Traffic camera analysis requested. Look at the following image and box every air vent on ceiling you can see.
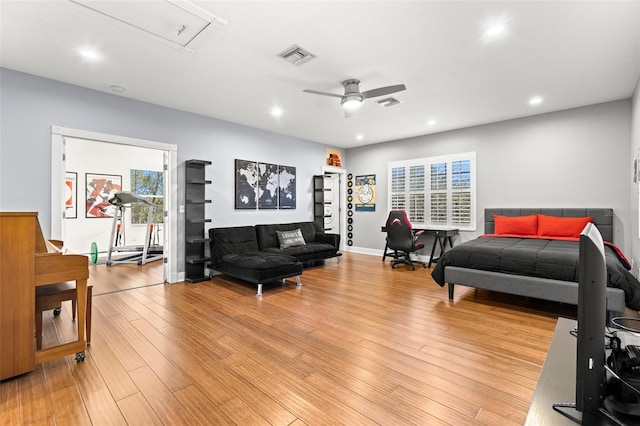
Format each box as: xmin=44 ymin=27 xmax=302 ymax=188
xmin=69 ymin=0 xmax=227 ymax=53
xmin=279 ymin=45 xmax=317 ymax=66
xmin=378 ymin=97 xmax=401 ymax=107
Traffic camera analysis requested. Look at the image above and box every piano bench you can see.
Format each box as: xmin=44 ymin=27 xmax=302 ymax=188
xmin=35 ymin=283 xmax=93 ymax=351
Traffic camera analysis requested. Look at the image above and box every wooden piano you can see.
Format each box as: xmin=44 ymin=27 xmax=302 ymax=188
xmin=0 ymin=212 xmax=89 ymax=381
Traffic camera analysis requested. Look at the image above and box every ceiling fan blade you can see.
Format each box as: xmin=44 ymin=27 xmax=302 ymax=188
xmin=361 ymin=84 xmax=406 ymax=99
xmin=303 ymin=89 xmax=344 ymax=99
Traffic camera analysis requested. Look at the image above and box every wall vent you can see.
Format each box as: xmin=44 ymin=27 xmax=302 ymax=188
xmin=378 ymin=97 xmax=401 ymax=107
xmin=279 ymin=45 xmax=317 ymax=66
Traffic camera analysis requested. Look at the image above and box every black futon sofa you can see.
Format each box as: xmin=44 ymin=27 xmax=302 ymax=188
xmin=208 ymin=221 xmax=341 ymax=295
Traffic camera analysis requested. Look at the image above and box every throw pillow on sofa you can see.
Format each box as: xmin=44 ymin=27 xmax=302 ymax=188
xmin=276 ymin=229 xmax=306 ymax=249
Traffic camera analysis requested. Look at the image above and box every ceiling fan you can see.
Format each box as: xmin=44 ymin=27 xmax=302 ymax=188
xmin=303 ymin=79 xmax=406 ymax=117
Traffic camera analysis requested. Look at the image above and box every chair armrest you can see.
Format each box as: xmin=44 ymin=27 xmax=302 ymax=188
xmin=316 ymin=233 xmax=340 ymax=248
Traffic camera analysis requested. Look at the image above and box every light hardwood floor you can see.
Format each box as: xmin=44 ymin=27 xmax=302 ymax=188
xmin=1 ymin=252 xmax=580 ymax=425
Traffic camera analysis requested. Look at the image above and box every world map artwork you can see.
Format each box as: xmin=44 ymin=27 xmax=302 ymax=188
xmin=235 ymin=159 xmax=296 ymax=209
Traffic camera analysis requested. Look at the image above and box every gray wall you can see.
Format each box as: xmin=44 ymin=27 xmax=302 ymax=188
xmin=346 ymin=100 xmax=634 ymax=258
xmin=0 ymin=68 xmax=342 ymax=272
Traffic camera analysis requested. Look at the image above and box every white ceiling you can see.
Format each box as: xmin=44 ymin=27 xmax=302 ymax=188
xmin=2 ymin=1 xmax=639 ymax=149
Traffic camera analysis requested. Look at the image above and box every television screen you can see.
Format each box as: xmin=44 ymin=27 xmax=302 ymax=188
xmin=554 ymin=222 xmax=608 ymax=423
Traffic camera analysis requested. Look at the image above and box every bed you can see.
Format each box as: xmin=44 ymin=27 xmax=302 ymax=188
xmin=431 ymin=208 xmax=640 ymax=314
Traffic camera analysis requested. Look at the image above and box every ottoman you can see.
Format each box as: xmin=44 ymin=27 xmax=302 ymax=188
xmin=213 ymin=252 xmax=303 ymax=296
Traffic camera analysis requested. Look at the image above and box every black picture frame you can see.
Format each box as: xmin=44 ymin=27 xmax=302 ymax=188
xmin=235 ymin=159 xmax=257 ymax=209
xmin=258 ymin=162 xmax=279 ymax=209
xmin=278 ymin=165 xmax=296 ymax=209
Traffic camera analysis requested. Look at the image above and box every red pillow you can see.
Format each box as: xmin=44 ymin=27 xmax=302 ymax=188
xmin=493 ymin=214 xmax=538 ymax=236
xmin=537 ymin=215 xmax=593 ymax=238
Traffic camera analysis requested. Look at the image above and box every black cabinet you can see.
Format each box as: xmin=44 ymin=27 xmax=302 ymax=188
xmin=184 ymin=160 xmax=212 ymax=283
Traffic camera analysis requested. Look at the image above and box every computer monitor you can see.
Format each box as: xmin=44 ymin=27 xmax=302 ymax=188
xmin=554 ymin=222 xmax=608 ymax=424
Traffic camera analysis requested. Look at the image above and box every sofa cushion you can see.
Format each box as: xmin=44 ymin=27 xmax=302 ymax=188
xmin=217 ymin=252 xmax=302 ymax=283
xmin=262 ymin=242 xmax=338 ymax=262
xmin=209 ymin=226 xmax=259 ymax=263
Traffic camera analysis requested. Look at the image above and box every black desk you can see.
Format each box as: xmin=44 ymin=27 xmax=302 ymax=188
xmin=380 ymin=227 xmax=458 ymax=267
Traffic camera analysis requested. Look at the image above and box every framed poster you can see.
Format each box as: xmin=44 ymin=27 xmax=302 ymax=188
xmin=85 ymin=173 xmax=122 ymax=218
xmin=258 ymin=162 xmax=279 ymax=209
xmin=278 ymin=165 xmax=296 ymax=209
xmin=355 ymin=174 xmax=376 ymax=212
xmin=235 ymin=159 xmax=257 ymax=209
xmin=65 ymin=172 xmax=77 ymax=219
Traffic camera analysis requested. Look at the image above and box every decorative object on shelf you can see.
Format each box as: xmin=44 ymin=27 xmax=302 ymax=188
xmin=65 ymin=172 xmax=77 ymax=219
xmin=355 ymin=174 xmax=376 ymax=212
xmin=184 ymin=160 xmax=212 ymax=283
xmin=85 ymin=173 xmax=122 ymax=218
xmin=326 ymin=148 xmax=342 ymax=167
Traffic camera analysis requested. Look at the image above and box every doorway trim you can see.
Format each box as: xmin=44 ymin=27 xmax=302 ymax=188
xmin=321 ymin=166 xmax=347 ymax=251
xmin=50 ymin=126 xmax=179 ymax=283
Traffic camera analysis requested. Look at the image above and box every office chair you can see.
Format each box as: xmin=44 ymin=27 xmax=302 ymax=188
xmin=385 ymin=210 xmax=427 ymax=270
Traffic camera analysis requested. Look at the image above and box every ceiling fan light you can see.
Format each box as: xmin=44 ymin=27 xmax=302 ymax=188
xmin=342 ymin=96 xmax=362 ymax=110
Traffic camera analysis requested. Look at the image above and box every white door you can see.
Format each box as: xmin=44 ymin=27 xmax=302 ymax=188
xmin=323 ymin=174 xmax=340 ymax=234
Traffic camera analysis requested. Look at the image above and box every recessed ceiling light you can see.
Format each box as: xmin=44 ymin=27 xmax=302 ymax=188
xmin=529 ymin=96 xmax=543 ymax=106
xmin=270 ymin=106 xmax=283 ymax=117
xmin=356 ymin=134 xmax=364 ymax=141
xmin=79 ymin=48 xmax=100 ymax=60
xmin=485 ymin=24 xmax=505 ymax=36
xmin=110 ymin=85 xmax=126 ymax=93
xmin=427 ymin=119 xmax=437 ymax=126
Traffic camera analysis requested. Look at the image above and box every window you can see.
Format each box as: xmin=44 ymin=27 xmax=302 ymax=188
xmin=388 ymin=152 xmax=476 ymax=230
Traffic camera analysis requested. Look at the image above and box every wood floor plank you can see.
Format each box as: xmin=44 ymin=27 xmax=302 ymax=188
xmin=17 ymin=364 xmax=53 ymax=424
xmin=3 ymin=252 xmax=594 ymax=425
xmin=0 ymin=377 xmax=21 ymax=424
xmin=173 ymin=384 xmax=236 ymax=425
xmin=68 ymin=354 xmax=128 ymax=425
xmin=117 ymin=392 xmax=163 ymax=425
xmin=127 ymin=366 xmax=198 ymax=425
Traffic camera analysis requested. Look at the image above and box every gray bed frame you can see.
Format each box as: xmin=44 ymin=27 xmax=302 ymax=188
xmin=444 ymin=208 xmax=626 ymax=313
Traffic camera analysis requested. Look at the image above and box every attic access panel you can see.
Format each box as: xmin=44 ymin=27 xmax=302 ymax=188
xmin=70 ymin=0 xmax=227 ymax=52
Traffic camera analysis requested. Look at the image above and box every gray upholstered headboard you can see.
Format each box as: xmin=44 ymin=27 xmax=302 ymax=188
xmin=484 ymin=208 xmax=613 ymax=242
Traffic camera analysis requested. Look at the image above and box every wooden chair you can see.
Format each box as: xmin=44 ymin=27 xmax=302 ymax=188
xmin=35 ymin=283 xmax=93 ymax=351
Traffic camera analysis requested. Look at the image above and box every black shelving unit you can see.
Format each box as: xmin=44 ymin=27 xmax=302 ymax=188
xmin=184 ymin=160 xmax=212 ymax=283
xmin=313 ymin=175 xmax=333 ymax=231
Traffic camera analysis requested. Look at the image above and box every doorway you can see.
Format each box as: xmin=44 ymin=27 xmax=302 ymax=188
xmin=321 ymin=167 xmax=347 ymax=250
xmin=50 ymin=126 xmax=179 ymax=285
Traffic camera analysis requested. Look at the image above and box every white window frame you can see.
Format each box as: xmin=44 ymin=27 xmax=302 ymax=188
xmin=388 ymin=152 xmax=476 ymax=231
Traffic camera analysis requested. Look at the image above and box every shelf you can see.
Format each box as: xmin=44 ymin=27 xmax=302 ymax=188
xmin=186 ymin=218 xmax=212 ymax=224
xmin=186 ymin=256 xmax=211 ymax=265
xmin=186 ymin=160 xmax=212 ymax=166
xmin=186 ymin=237 xmax=210 ymax=244
xmin=185 ymin=159 xmax=212 ymax=283
xmin=186 ymin=276 xmax=211 ymax=284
